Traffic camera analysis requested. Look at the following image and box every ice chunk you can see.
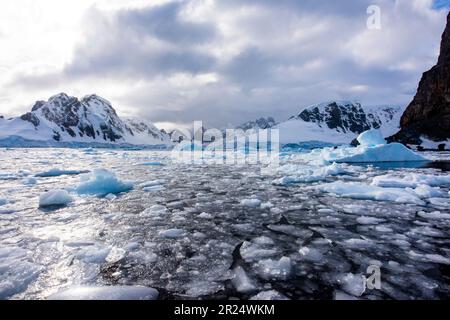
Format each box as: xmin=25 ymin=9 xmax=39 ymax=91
xmin=408 ymin=185 xmax=442 ymax=198
xmin=418 ymin=211 xmax=450 ymax=220
xmin=240 ymin=241 xmax=278 ymax=262
xmin=198 ymin=212 xmax=212 ymax=219
xmin=274 ymin=162 xmax=350 ymax=185
xmin=141 ymin=205 xmax=168 ymax=216
xmin=409 ymin=251 xmax=450 ymax=265
xmin=185 ymin=281 xmax=223 ymax=297
xmin=257 ymin=257 xmax=292 ymax=280
xmin=35 ymin=168 xmax=88 ymax=177
xmin=75 ymin=246 xmax=111 ymax=264
xmin=159 ymin=229 xmax=186 ymax=238
xmin=250 ymin=290 xmax=289 ymax=300
xmin=22 ymin=177 xmax=37 ymax=185
xmin=357 ymin=129 xmax=386 ymax=147
xmin=231 ymin=266 xmax=257 ymax=293
xmin=0 ymin=247 xmax=41 ymax=299
xmin=0 ymin=198 xmax=6 ymax=206
xmin=104 ymin=193 xmax=117 ymax=201
xmin=39 ymin=190 xmax=73 ymax=207
xmin=240 ymin=199 xmax=261 ymax=208
xmin=137 ymin=180 xmax=164 ymax=188
xmin=299 ymin=246 xmax=324 ymax=263
xmin=142 ymin=185 xmax=165 ymax=192
xmin=372 ymin=173 xmax=450 ymax=188
xmin=313 ymin=181 xmax=425 ymax=205
xmin=48 ymin=286 xmax=159 ymax=300
xmin=339 ymin=273 xmax=366 ymax=297
xmin=76 ymin=169 xmax=133 ymax=196
xmin=428 ymin=198 xmax=450 ymax=208
xmin=356 ymin=216 xmax=384 ymax=225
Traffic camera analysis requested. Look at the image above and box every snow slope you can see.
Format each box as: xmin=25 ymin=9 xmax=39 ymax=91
xmin=275 ymin=101 xmax=405 ymax=145
xmin=0 ymin=93 xmax=171 ymax=147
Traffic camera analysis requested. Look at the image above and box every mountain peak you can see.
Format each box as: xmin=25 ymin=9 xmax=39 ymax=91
xmin=0 ymin=93 xmax=170 ymax=146
xmin=391 ymin=12 xmax=450 ymax=144
xmin=237 ymin=116 xmax=277 ymax=131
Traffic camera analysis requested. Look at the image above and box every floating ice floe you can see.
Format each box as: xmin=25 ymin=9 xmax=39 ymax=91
xmin=158 ymin=229 xmax=186 ymax=238
xmin=313 ymin=181 xmax=426 ymax=205
xmin=137 ymin=180 xmax=165 ymax=188
xmin=75 ymin=245 xmax=111 ymax=264
xmin=76 ymin=169 xmax=133 ymax=196
xmin=231 ymin=266 xmax=257 ymax=293
xmin=338 ymin=273 xmax=366 ymax=297
xmin=35 ymin=168 xmax=89 ymax=177
xmin=372 ymin=173 xmax=450 ymax=188
xmin=0 ymin=247 xmax=41 ymax=299
xmin=137 ymin=180 xmax=165 ymax=192
xmin=39 ymin=190 xmax=73 ymax=207
xmin=48 ymin=286 xmax=159 ymax=300
xmin=240 ymin=240 xmax=278 ymax=263
xmin=250 ymin=290 xmax=289 ymax=300
xmin=299 ymin=246 xmax=325 ymax=263
xmin=418 ymin=211 xmax=450 ymax=220
xmin=22 ymin=177 xmax=37 ymax=185
xmin=256 ymin=257 xmax=292 ymax=280
xmin=240 ymin=198 xmax=261 ymax=208
xmin=0 ymin=198 xmax=6 ymax=206
xmin=273 ymin=162 xmax=351 ymax=185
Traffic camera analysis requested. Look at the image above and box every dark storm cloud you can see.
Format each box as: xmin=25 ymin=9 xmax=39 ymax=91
xmin=117 ymin=2 xmax=216 ymax=45
xmin=64 ymin=2 xmax=217 ymax=78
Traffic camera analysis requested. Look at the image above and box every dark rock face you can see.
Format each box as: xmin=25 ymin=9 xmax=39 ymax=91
xmin=296 ymin=102 xmax=382 ymax=135
xmin=237 ymin=117 xmax=277 ymax=131
xmin=390 ymin=13 xmax=450 ymax=144
xmin=20 ymin=112 xmax=40 ymax=127
xmin=9 ymin=93 xmax=170 ymax=144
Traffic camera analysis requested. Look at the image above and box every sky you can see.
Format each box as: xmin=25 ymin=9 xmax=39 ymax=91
xmin=0 ymin=0 xmax=449 ymax=130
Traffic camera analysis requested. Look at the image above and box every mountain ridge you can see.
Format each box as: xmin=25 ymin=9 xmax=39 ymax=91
xmin=0 ymin=93 xmax=171 ymax=146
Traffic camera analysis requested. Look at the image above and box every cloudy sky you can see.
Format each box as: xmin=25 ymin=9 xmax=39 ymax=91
xmin=0 ymin=0 xmax=448 ymax=130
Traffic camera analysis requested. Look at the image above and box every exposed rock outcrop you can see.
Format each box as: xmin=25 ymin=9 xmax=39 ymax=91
xmin=390 ymin=13 xmax=450 ymax=145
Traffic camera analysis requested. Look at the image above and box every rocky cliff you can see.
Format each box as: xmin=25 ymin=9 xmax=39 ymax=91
xmin=390 ymin=13 xmax=450 ymax=146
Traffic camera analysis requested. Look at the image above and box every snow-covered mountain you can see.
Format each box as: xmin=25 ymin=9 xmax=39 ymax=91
xmin=237 ymin=117 xmax=277 ymax=131
xmin=0 ymin=93 xmax=171 ymax=146
xmin=275 ymin=101 xmax=405 ymax=145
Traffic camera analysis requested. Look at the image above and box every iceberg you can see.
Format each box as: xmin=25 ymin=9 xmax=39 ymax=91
xmin=357 ymin=129 xmax=386 ymax=147
xmin=336 ymin=143 xmax=427 ymax=163
xmin=39 ymin=190 xmax=73 ymax=207
xmin=313 ymin=129 xmax=428 ymax=163
xmin=76 ymin=169 xmax=133 ymax=196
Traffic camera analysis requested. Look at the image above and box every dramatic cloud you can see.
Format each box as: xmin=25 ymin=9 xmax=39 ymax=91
xmin=0 ymin=0 xmax=448 ymax=129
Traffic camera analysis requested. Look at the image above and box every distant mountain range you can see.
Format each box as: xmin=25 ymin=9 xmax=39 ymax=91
xmin=0 ymin=94 xmax=407 ymax=147
xmin=0 ymin=93 xmax=171 ymax=147
xmin=237 ymin=101 xmax=405 ymax=145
